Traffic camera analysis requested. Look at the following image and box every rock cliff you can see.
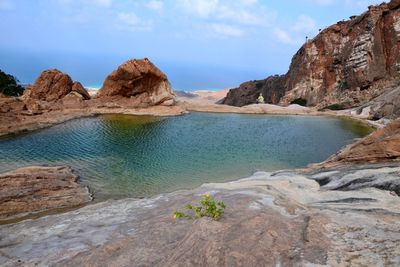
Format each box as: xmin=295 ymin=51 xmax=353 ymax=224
xmin=96 ymin=58 xmax=175 ymax=107
xmin=223 ymin=0 xmax=400 ymax=115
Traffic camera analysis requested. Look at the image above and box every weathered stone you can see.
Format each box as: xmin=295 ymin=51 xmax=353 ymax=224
xmin=22 ymin=69 xmax=90 ymax=104
xmin=322 ymin=119 xmax=400 ymax=166
xmin=224 ymin=0 xmax=400 ymax=115
xmin=0 ymin=165 xmax=399 ymax=266
xmin=97 ymin=58 xmax=175 ymax=107
xmin=0 ymin=166 xmax=92 ymax=221
xmin=72 ymin=81 xmax=90 ymax=100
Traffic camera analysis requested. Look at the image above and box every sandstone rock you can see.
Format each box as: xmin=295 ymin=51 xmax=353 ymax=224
xmin=25 ymin=69 xmax=73 ymax=102
xmin=72 ymin=82 xmax=90 ymax=100
xmin=0 ymin=166 xmax=92 ymax=221
xmin=224 ymin=0 xmax=400 ymax=115
xmin=62 ymin=91 xmax=88 ymax=109
xmin=0 ymin=97 xmax=25 ymax=113
xmin=23 ymin=69 xmax=90 ymax=104
xmin=97 ymin=58 xmax=175 ymax=107
xmin=322 ymin=119 xmax=400 ymax=166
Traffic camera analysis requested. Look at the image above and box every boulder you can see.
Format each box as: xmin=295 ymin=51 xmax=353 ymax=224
xmin=23 ymin=69 xmax=90 ymax=103
xmin=96 ymin=58 xmax=175 ymax=107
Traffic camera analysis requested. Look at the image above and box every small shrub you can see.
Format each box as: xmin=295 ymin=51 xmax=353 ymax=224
xmin=324 ymin=103 xmax=346 ymax=110
xmin=337 ymin=80 xmax=349 ymax=91
xmin=290 ymin=98 xmax=307 ymax=106
xmin=173 ymin=194 xmax=226 ymax=221
xmin=0 ymin=70 xmax=25 ymax=97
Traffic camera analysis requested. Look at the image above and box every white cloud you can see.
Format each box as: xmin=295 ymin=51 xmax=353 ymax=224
xmin=209 ymin=23 xmax=244 ymax=38
xmin=93 ymin=0 xmax=112 ymax=8
xmin=145 ymin=0 xmax=164 ymax=11
xmin=0 ymin=0 xmax=14 ymax=10
xmin=293 ymin=15 xmax=317 ymax=33
xmin=178 ymin=0 xmax=219 ymax=17
xmin=177 ymin=0 xmax=275 ymax=26
xmin=117 ymin=12 xmax=153 ymax=31
xmin=273 ymin=28 xmax=303 ymax=45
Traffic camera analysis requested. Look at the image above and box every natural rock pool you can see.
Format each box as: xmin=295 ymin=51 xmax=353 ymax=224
xmin=0 ymin=113 xmax=372 ymax=199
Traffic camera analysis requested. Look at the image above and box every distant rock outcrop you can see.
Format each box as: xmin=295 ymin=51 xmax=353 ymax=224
xmin=96 ymin=58 xmax=175 ymax=107
xmin=221 ymin=75 xmax=286 ymax=107
xmin=224 ymin=0 xmax=400 ymax=117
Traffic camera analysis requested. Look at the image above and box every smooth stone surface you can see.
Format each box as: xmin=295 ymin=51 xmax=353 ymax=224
xmin=0 ymin=164 xmax=399 ymax=266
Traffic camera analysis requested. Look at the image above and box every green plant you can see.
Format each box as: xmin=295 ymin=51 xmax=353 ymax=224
xmin=0 ymin=70 xmax=25 ymax=97
xmin=290 ymin=98 xmax=307 ymax=106
xmin=324 ymin=103 xmax=346 ymax=110
xmin=173 ymin=194 xmax=226 ymax=221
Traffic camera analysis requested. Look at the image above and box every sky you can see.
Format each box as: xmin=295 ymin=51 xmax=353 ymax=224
xmin=0 ymin=0 xmax=384 ymax=90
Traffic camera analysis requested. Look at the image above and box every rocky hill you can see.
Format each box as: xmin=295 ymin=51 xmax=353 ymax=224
xmin=222 ymin=0 xmax=400 ymax=117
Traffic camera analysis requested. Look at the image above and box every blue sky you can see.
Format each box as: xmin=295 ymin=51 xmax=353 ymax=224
xmin=0 ymin=0 xmax=383 ymax=90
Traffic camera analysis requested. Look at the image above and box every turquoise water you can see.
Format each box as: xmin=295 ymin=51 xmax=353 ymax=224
xmin=0 ymin=113 xmax=371 ymax=199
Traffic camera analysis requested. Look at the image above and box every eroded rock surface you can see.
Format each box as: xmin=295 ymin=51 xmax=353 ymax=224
xmin=224 ymin=0 xmax=400 ymax=116
xmin=322 ymin=119 xmax=400 ymax=166
xmin=96 ymin=58 xmax=175 ymax=107
xmin=0 ymin=166 xmax=92 ymax=222
xmin=0 ymin=165 xmax=399 ymax=266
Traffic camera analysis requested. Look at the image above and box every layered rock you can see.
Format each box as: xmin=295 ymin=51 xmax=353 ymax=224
xmin=321 ymin=119 xmax=400 ymax=167
xmin=0 ymin=166 xmax=92 ymax=221
xmin=224 ymin=0 xmax=400 ymax=114
xmin=96 ymin=58 xmax=175 ymax=107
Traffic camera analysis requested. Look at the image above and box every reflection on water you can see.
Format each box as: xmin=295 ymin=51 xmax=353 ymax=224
xmin=0 ymin=113 xmax=370 ymax=200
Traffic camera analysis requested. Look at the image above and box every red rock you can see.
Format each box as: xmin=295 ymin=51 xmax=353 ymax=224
xmin=224 ymin=0 xmax=400 ymax=115
xmin=72 ymin=82 xmax=90 ymax=100
xmin=97 ymin=58 xmax=174 ymax=107
xmin=323 ymin=119 xmax=400 ymax=166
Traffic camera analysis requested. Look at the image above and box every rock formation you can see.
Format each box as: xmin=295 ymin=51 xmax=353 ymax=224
xmin=96 ymin=58 xmax=175 ymax=107
xmin=223 ymin=0 xmax=400 ymax=116
xmin=221 ymin=75 xmax=286 ymax=107
xmin=322 ymin=119 xmax=400 ymax=167
xmin=22 ymin=69 xmax=90 ymax=112
xmin=0 ymin=166 xmax=92 ymax=221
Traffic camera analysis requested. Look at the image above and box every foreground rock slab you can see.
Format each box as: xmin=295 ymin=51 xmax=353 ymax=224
xmin=0 ymin=166 xmax=92 ymax=222
xmin=0 ymin=164 xmax=399 ymax=266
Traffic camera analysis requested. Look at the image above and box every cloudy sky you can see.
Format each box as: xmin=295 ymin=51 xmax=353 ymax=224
xmin=0 ymin=0 xmax=383 ymax=90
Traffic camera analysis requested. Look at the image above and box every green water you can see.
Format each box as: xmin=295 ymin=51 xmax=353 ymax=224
xmin=0 ymin=113 xmax=372 ymax=199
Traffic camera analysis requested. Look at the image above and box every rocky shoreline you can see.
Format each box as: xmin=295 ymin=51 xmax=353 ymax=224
xmin=0 ymin=163 xmax=399 ymax=266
